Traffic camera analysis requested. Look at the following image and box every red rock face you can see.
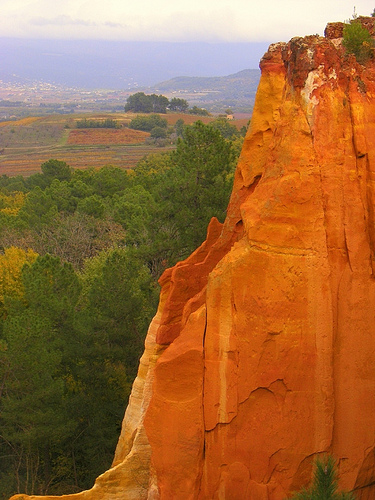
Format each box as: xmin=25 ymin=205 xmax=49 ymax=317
xmin=10 ymin=27 xmax=375 ymax=500
xmin=144 ymin=33 xmax=375 ymax=499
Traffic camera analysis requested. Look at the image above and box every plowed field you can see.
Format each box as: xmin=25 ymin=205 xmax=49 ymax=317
xmin=0 ymin=113 xmax=170 ymax=176
xmin=0 ymin=144 xmax=175 ymax=176
xmin=0 ymin=112 xmax=248 ymax=177
xmin=67 ymin=128 xmax=150 ymax=145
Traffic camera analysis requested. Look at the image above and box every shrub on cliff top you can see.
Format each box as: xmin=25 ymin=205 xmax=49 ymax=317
xmin=342 ymin=20 xmax=374 ymax=63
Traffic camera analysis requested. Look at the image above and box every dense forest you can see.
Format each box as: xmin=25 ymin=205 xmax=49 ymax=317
xmin=0 ymin=120 xmax=244 ymax=498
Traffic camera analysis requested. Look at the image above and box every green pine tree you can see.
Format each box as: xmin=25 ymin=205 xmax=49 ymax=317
xmin=342 ymin=20 xmax=374 ymax=64
xmin=289 ymin=455 xmax=356 ymax=499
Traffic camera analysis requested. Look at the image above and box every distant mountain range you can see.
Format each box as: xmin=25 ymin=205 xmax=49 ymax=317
xmin=1 ymin=38 xmax=270 ymax=89
xmin=146 ymin=69 xmax=260 ymax=112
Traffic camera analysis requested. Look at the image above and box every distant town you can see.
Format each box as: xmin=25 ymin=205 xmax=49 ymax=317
xmin=0 ymin=66 xmax=260 ymax=121
xmin=0 ymin=79 xmax=135 ymax=119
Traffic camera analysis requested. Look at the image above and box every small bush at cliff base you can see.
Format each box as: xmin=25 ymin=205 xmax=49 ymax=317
xmin=342 ymin=21 xmax=374 ymax=63
xmin=289 ymin=455 xmax=356 ymax=499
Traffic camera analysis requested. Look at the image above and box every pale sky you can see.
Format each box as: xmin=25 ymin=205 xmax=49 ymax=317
xmin=1 ymin=0 xmax=374 ymax=42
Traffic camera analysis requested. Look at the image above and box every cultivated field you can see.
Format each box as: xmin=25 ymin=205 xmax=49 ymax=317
xmin=0 ymin=112 xmax=248 ymax=177
xmin=67 ymin=128 xmax=150 ymax=145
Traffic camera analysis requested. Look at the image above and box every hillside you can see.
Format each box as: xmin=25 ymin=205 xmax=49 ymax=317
xmin=0 ymin=69 xmax=260 ymax=118
xmin=146 ymin=69 xmax=260 ymax=112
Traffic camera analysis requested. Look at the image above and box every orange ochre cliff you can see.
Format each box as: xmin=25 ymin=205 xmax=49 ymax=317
xmin=11 ymin=19 xmax=375 ymax=500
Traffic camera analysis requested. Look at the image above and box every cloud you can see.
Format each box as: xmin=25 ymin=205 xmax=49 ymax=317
xmin=1 ymin=0 xmax=373 ymax=41
xmin=104 ymin=21 xmax=123 ymax=28
xmin=31 ymin=15 xmax=96 ymax=27
xmin=29 ymin=14 xmax=125 ymax=32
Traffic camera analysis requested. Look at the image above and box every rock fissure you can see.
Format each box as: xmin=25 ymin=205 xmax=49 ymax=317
xmin=264 ymin=448 xmax=288 ymax=484
xmin=343 ymin=220 xmax=354 ymax=273
xmin=247 ymin=239 xmax=319 ymax=256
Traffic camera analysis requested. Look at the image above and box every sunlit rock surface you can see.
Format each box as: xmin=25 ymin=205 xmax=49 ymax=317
xmin=11 ymin=18 xmax=375 ymax=500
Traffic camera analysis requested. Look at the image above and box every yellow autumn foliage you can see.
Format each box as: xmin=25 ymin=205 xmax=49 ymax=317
xmin=0 ymin=191 xmax=26 ymax=216
xmin=0 ymin=247 xmax=38 ymax=303
xmin=0 ymin=116 xmax=41 ymax=128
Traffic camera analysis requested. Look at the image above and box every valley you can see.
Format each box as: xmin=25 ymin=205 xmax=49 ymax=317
xmin=0 ymin=112 xmax=248 ymax=176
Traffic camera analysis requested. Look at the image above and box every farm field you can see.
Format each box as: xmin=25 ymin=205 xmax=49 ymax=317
xmin=67 ymin=128 xmax=150 ymax=145
xmin=0 ymin=144 xmax=179 ymax=176
xmin=0 ymin=112 xmax=248 ymax=177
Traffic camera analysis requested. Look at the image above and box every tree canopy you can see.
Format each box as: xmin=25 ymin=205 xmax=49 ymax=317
xmin=128 ymin=114 xmax=168 ymax=132
xmin=124 ymin=92 xmax=170 ymax=113
xmin=124 ymin=92 xmax=189 ymax=114
xmin=168 ymin=97 xmax=189 ymax=112
xmin=0 ymin=118 xmax=243 ymax=497
xmin=342 ymin=15 xmax=374 ymax=63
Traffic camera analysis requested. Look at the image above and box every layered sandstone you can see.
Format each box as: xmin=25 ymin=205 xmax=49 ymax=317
xmin=11 ymin=20 xmax=375 ymax=500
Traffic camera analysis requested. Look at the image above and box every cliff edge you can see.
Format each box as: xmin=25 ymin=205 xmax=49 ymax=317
xmin=11 ymin=18 xmax=375 ymax=500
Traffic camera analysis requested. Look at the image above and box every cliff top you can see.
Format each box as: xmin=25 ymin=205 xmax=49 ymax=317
xmin=325 ymin=16 xmax=375 ymax=39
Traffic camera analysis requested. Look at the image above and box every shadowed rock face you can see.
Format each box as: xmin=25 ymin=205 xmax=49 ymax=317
xmin=10 ymin=19 xmax=375 ymax=500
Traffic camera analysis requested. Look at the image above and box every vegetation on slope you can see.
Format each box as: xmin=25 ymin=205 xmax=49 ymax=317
xmin=0 ymin=120 xmax=242 ymax=498
xmin=343 ymin=19 xmax=374 ymax=63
